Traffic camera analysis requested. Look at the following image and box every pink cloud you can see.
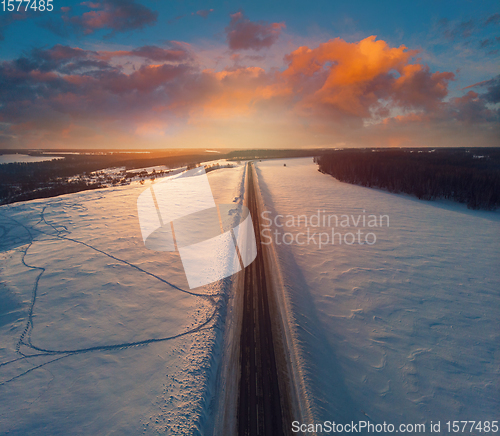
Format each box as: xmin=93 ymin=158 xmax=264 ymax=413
xmin=225 ymin=11 xmax=285 ymax=51
xmin=61 ymin=0 xmax=157 ymax=36
xmin=0 ymin=36 xmax=497 ymax=149
xmin=279 ymin=36 xmax=454 ymax=118
xmin=195 ymin=9 xmax=214 ymax=18
xmin=97 ymin=44 xmax=190 ymax=62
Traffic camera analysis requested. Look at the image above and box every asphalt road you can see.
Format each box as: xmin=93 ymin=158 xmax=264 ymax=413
xmin=237 ymin=162 xmax=291 ymax=436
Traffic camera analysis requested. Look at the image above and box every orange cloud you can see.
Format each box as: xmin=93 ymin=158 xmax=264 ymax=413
xmin=135 ymin=119 xmax=167 ymax=137
xmin=193 ymin=67 xmax=270 ymax=118
xmin=1 ymin=35 xmax=496 ymax=150
xmin=283 ymin=36 xmax=414 ymax=80
xmin=280 ymin=36 xmax=422 ymax=117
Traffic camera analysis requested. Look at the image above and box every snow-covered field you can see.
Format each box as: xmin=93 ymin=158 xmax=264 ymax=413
xmin=255 ymin=158 xmax=500 ymax=431
xmin=0 ymin=164 xmax=246 ymax=435
xmin=2 ymin=157 xmax=498 ymax=435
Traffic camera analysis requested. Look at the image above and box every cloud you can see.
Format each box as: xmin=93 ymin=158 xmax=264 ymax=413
xmin=437 ymin=16 xmax=499 ymax=54
xmin=392 ymin=64 xmax=454 ymax=111
xmin=448 ymin=91 xmax=498 ymax=123
xmin=439 ymin=18 xmax=475 ymax=40
xmin=479 ymin=38 xmax=494 ymax=48
xmin=485 ymin=13 xmax=500 ymax=26
xmin=195 ymin=9 xmax=214 ymax=19
xmin=0 ymin=44 xmax=191 ymax=127
xmin=0 ymin=10 xmax=30 ymax=40
xmin=11 ymin=45 xmax=113 ymax=77
xmin=225 ymin=11 xmax=285 ymax=51
xmin=0 ymin=37 xmax=498 ymax=149
xmin=477 ymin=36 xmax=500 ymax=54
xmin=278 ymin=36 xmax=454 ymax=118
xmin=168 ymin=9 xmax=214 ymax=24
xmin=128 ymin=45 xmax=190 ymax=62
xmin=465 ymin=75 xmax=500 ymax=104
xmin=191 ymin=67 xmax=275 ymax=118
xmin=97 ymin=43 xmax=191 ymax=62
xmin=102 ymin=63 xmax=191 ymax=94
xmin=45 ymin=0 xmax=158 ymax=37
xmin=167 ymin=14 xmax=185 ymax=24
xmin=483 ymin=75 xmax=500 ymax=103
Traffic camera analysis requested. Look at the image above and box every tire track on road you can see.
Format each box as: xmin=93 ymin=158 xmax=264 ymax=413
xmin=237 ymin=163 xmax=292 ymax=436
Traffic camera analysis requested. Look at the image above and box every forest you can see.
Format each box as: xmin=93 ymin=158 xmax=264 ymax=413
xmin=0 ymin=151 xmax=211 ymax=205
xmin=315 ymin=148 xmax=500 ymax=210
xmin=0 ymin=148 xmax=320 ymax=205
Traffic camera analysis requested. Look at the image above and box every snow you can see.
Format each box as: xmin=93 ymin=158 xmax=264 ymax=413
xmin=124 ymin=165 xmax=173 ymax=174
xmin=3 ymin=156 xmax=497 ymax=433
xmin=255 ymin=158 xmax=500 ymax=428
xmin=0 ymin=164 xmax=246 ymax=435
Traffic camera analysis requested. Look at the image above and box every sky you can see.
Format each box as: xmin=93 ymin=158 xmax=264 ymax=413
xmin=0 ymin=0 xmax=499 ymax=149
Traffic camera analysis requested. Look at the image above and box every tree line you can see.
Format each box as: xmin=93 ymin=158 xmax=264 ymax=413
xmin=0 ymin=153 xmax=207 ymax=205
xmin=0 ymin=148 xmax=323 ymax=206
xmin=315 ymin=148 xmax=500 ymax=210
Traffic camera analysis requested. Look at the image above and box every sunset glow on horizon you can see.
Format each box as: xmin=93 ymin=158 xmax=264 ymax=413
xmin=0 ymin=0 xmax=498 ymax=149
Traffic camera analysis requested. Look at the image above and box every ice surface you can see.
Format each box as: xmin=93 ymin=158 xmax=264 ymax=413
xmin=0 ymin=163 xmax=246 ymax=435
xmin=255 ymin=158 xmax=500 ymax=428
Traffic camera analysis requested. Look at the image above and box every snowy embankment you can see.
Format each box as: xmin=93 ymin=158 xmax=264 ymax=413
xmin=0 ymin=164 xmax=246 ymax=435
xmin=255 ymin=158 xmax=499 ymax=431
